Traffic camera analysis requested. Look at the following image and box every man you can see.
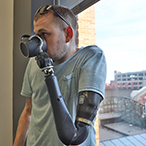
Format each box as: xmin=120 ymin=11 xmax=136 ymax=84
xmin=13 ymin=5 xmax=106 ymax=146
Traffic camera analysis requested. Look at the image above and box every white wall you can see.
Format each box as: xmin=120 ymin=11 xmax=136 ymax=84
xmin=0 ymin=0 xmax=13 ymax=145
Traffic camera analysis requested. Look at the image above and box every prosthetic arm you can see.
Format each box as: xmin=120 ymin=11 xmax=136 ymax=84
xmin=20 ymin=35 xmax=103 ymax=145
xmin=35 ymin=52 xmax=102 ymax=145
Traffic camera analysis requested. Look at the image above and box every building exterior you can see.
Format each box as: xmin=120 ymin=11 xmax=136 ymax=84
xmin=78 ymin=4 xmax=100 ymax=145
xmin=114 ymin=70 xmax=146 ymax=89
xmin=105 ymin=70 xmax=146 ymax=98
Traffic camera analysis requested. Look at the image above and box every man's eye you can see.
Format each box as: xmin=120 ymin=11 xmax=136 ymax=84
xmin=41 ymin=33 xmax=51 ymax=38
xmin=41 ymin=32 xmax=47 ymax=36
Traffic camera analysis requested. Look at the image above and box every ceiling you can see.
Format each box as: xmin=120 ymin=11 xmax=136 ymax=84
xmin=56 ymin=0 xmax=100 ymax=15
xmin=31 ymin=0 xmax=100 ymax=33
xmin=59 ymin=0 xmax=84 ymax=9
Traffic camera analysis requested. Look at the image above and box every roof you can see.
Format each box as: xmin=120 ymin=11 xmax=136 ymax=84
xmin=100 ymin=133 xmax=146 ymax=146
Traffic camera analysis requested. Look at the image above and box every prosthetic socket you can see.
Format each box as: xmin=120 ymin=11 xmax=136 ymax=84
xmin=20 ymin=35 xmax=103 ymax=145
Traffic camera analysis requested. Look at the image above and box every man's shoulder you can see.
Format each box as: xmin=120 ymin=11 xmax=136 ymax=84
xmin=83 ymin=45 xmax=103 ymax=53
xmin=79 ymin=45 xmax=104 ymax=58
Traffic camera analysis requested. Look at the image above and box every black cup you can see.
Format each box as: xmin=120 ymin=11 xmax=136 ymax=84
xmin=20 ymin=35 xmax=47 ymax=58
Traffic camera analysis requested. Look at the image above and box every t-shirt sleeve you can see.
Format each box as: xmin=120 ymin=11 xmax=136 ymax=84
xmin=78 ymin=46 xmax=107 ymax=98
xmin=20 ymin=59 xmax=33 ymax=98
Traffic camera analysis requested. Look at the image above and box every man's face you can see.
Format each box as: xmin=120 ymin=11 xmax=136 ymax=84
xmin=33 ymin=12 xmax=68 ymax=63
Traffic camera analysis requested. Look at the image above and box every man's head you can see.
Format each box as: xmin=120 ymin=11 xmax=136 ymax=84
xmin=34 ymin=5 xmax=77 ymax=31
xmin=33 ymin=5 xmax=79 ymax=63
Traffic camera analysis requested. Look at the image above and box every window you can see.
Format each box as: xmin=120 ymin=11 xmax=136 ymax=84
xmin=127 ymin=78 xmax=131 ymax=81
xmin=122 ymin=74 xmax=126 ymax=77
xmin=139 ymin=73 xmax=143 ymax=76
xmin=96 ymin=0 xmax=146 ymax=144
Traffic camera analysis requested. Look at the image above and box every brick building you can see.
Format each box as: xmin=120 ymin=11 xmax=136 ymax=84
xmin=78 ymin=4 xmax=100 ymax=146
xmin=106 ymin=70 xmax=146 ymax=90
xmin=78 ymin=5 xmax=96 ymax=47
xmin=115 ymin=70 xmax=146 ymax=89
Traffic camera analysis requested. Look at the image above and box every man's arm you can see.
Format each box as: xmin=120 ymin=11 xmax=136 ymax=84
xmin=13 ymin=97 xmax=32 ymax=146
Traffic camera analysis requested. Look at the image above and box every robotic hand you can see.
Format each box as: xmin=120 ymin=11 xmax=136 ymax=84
xmin=20 ymin=35 xmax=103 ymax=145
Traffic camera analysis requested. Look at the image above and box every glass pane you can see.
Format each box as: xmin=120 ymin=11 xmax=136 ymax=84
xmin=95 ymin=0 xmax=146 ymax=144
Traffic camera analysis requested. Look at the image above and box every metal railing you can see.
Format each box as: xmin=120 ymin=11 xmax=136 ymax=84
xmin=99 ymin=96 xmax=146 ymax=129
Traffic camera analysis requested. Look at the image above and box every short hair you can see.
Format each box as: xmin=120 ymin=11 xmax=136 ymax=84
xmin=34 ymin=5 xmax=79 ymax=46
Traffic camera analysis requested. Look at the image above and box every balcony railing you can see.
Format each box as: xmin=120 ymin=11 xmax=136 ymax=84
xmin=99 ymin=96 xmax=146 ymax=129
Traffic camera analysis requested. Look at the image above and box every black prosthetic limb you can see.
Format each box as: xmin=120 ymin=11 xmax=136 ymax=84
xmin=45 ymin=74 xmax=77 ymax=145
xmin=35 ymin=52 xmax=89 ymax=145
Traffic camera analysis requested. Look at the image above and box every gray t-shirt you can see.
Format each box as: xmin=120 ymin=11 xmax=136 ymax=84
xmin=21 ymin=45 xmax=107 ymax=146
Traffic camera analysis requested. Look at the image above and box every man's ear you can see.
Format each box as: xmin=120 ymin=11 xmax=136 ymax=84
xmin=64 ymin=26 xmax=73 ymax=43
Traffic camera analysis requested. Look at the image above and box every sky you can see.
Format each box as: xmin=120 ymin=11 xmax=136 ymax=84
xmin=95 ymin=0 xmax=146 ymax=83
